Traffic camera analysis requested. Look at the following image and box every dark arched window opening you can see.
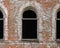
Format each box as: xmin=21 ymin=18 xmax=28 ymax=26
xmin=23 ymin=10 xmax=36 ymax=18
xmin=0 ymin=10 xmax=4 ymax=39
xmin=22 ymin=10 xmax=37 ymax=40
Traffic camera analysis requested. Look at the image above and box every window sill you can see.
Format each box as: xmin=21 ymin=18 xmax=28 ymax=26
xmin=21 ymin=39 xmax=39 ymax=42
xmin=56 ymin=39 xmax=60 ymax=43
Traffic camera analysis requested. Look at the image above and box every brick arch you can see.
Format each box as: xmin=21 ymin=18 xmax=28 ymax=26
xmin=22 ymin=6 xmax=37 ymax=17
xmin=0 ymin=3 xmax=8 ymax=40
xmin=52 ymin=4 xmax=60 ymax=41
xmin=0 ymin=3 xmax=8 ymax=17
xmin=19 ymin=1 xmax=44 ymax=19
xmin=17 ymin=1 xmax=44 ymax=41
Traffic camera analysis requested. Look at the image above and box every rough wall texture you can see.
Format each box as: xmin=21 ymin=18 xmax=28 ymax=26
xmin=0 ymin=0 xmax=60 ymax=48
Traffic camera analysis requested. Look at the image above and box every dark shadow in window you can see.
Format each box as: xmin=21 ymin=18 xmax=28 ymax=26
xmin=22 ymin=20 xmax=37 ymax=39
xmin=22 ymin=10 xmax=37 ymax=39
xmin=23 ymin=10 xmax=36 ymax=18
xmin=56 ymin=11 xmax=60 ymax=39
xmin=0 ymin=10 xmax=3 ymax=18
xmin=0 ymin=10 xmax=3 ymax=39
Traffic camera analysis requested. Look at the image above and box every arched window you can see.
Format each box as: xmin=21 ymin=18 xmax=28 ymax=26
xmin=22 ymin=10 xmax=37 ymax=40
xmin=56 ymin=10 xmax=60 ymax=39
xmin=0 ymin=10 xmax=4 ymax=39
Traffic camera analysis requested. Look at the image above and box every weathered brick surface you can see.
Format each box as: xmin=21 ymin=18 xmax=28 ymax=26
xmin=37 ymin=0 xmax=59 ymax=9
xmin=0 ymin=0 xmax=59 ymax=48
xmin=38 ymin=44 xmax=47 ymax=48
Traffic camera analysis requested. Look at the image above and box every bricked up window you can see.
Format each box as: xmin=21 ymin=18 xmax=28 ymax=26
xmin=0 ymin=10 xmax=3 ymax=39
xmin=22 ymin=10 xmax=37 ymax=40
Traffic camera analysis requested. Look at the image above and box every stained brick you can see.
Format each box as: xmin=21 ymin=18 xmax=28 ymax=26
xmin=18 ymin=44 xmax=25 ymax=48
xmin=0 ymin=0 xmax=59 ymax=48
xmin=38 ymin=44 xmax=47 ymax=48
xmin=8 ymin=36 xmax=18 ymax=41
xmin=4 ymin=0 xmax=10 ymax=9
xmin=50 ymin=45 xmax=56 ymax=48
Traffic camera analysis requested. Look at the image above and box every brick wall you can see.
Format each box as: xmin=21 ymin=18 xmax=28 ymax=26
xmin=0 ymin=0 xmax=60 ymax=48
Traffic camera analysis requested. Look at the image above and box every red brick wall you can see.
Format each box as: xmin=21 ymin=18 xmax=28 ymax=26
xmin=1 ymin=0 xmax=59 ymax=48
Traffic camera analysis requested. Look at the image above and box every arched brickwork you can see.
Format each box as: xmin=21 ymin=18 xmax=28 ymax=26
xmin=0 ymin=3 xmax=8 ymax=41
xmin=17 ymin=1 xmax=44 ymax=41
xmin=52 ymin=4 xmax=60 ymax=41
